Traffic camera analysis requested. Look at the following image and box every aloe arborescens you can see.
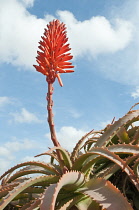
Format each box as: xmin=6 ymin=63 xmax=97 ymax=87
xmin=34 ymin=19 xmax=74 ymax=169
xmin=0 ymin=20 xmax=139 ymax=210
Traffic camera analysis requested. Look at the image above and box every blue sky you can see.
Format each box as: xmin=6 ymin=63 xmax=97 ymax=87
xmin=0 ymin=0 xmax=139 ymax=174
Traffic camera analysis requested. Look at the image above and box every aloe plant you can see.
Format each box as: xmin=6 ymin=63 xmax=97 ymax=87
xmin=0 ymin=20 xmax=139 ymax=210
xmin=0 ymin=109 xmax=139 ymax=209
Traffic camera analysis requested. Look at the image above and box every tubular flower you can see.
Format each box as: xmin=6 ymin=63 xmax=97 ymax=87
xmin=33 ymin=19 xmax=74 ymax=86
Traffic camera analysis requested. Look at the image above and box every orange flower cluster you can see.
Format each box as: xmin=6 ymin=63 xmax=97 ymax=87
xmin=33 ymin=19 xmax=74 ymax=86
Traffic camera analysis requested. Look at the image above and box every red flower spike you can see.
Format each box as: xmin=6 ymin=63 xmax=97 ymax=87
xmin=33 ymin=19 xmax=74 ymax=86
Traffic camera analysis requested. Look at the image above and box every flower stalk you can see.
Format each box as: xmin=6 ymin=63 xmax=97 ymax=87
xmin=47 ymin=82 xmax=60 ymax=147
xmin=47 ymin=82 xmax=65 ymax=169
xmin=34 ymin=19 xmax=74 ymax=170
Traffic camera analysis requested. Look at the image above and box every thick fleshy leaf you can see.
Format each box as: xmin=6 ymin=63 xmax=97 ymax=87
xmin=108 ymin=144 xmax=139 ymax=154
xmin=0 ymin=175 xmax=59 ymax=209
xmin=20 ymin=199 xmax=41 ymax=210
xmin=40 ymin=171 xmax=85 ymax=210
xmin=89 ymin=148 xmax=139 ymax=190
xmin=123 ymin=154 xmax=139 ymax=169
xmin=94 ymin=110 xmax=139 ymax=147
xmin=72 ymin=147 xmax=139 ymax=190
xmin=58 ymin=199 xmax=74 ymax=210
xmin=57 ymin=194 xmax=85 ymax=210
xmin=0 ymin=161 xmax=59 ymax=182
xmin=131 ymin=127 xmax=139 ymax=144
xmin=97 ymin=164 xmax=120 ymax=180
xmin=0 ymin=183 xmax=18 ymax=199
xmin=71 ymin=129 xmax=94 ymax=163
xmin=36 ymin=146 xmax=72 ymax=170
xmin=81 ymin=156 xmax=106 ymax=175
xmin=7 ymin=169 xmax=54 ymax=183
xmin=76 ymin=196 xmax=101 ymax=210
xmin=35 ymin=151 xmax=59 ymax=163
xmin=117 ymin=126 xmax=130 ymax=143
xmin=80 ymin=178 xmax=133 ymax=210
xmin=133 ymin=158 xmax=139 ymax=177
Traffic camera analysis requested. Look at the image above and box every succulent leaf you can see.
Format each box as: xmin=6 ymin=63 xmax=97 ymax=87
xmin=0 ymin=161 xmax=59 ymax=181
xmin=6 ymin=170 xmax=56 ymax=183
xmin=89 ymin=147 xmax=139 ymax=190
xmin=80 ymin=178 xmax=133 ymax=210
xmin=117 ymin=126 xmax=130 ymax=144
xmin=76 ymin=196 xmax=101 ymax=210
xmin=99 ymin=164 xmax=120 ymax=180
xmin=71 ymin=130 xmax=94 ymax=163
xmin=0 ymin=175 xmax=59 ymax=210
xmin=0 ymin=184 xmax=18 ymax=199
xmin=36 ymin=146 xmax=72 ymax=170
xmin=21 ymin=199 xmax=41 ymax=210
xmin=131 ymin=127 xmax=139 ymax=144
xmin=40 ymin=171 xmax=85 ymax=210
xmin=107 ymin=144 xmax=139 ymax=154
xmin=72 ymin=147 xmax=139 ymax=190
xmin=57 ymin=194 xmax=86 ymax=210
xmin=81 ymin=156 xmax=102 ymax=175
xmin=94 ymin=110 xmax=139 ymax=147
xmin=58 ymin=199 xmax=74 ymax=210
xmin=133 ymin=157 xmax=139 ymax=177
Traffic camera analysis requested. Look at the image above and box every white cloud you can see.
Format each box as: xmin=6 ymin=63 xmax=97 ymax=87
xmin=0 ymin=159 xmax=11 ymax=175
xmin=10 ymin=108 xmax=42 ymax=123
xmin=5 ymin=137 xmax=37 ymax=151
xmin=131 ymin=86 xmax=139 ymax=99
xmin=0 ymin=137 xmax=39 ymax=175
xmin=68 ymin=108 xmax=82 ymax=119
xmin=0 ymin=96 xmax=13 ymax=107
xmin=46 ymin=126 xmax=86 ymax=151
xmin=0 ymin=147 xmax=14 ymax=160
xmin=22 ymin=155 xmax=50 ymax=163
xmin=1 ymin=0 xmax=139 ymax=86
xmin=0 ymin=0 xmax=134 ymax=70
xmin=0 ymin=137 xmax=38 ymax=156
xmin=100 ymin=120 xmax=111 ymax=129
xmin=21 ymin=0 xmax=35 ymax=8
xmin=57 ymin=11 xmax=133 ymax=57
xmin=0 ymin=0 xmax=52 ymax=69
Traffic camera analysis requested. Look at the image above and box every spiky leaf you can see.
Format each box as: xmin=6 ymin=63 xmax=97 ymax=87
xmin=40 ymin=171 xmax=85 ymax=210
xmin=80 ymin=178 xmax=133 ymax=210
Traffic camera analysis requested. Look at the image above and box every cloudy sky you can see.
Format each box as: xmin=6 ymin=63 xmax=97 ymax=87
xmin=0 ymin=0 xmax=139 ymax=174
